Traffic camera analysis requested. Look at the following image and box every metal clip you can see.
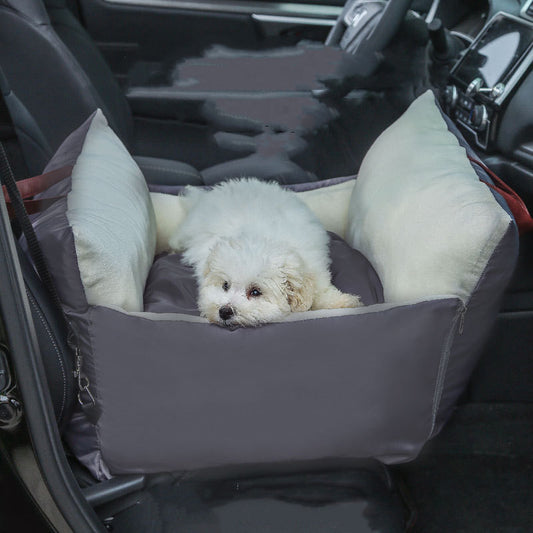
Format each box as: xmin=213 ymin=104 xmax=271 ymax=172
xmin=74 ymin=349 xmax=95 ymax=407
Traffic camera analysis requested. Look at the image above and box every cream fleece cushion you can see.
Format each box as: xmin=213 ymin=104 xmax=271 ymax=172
xmin=346 ymin=90 xmax=512 ymax=303
xmin=67 ymin=110 xmax=156 ymax=312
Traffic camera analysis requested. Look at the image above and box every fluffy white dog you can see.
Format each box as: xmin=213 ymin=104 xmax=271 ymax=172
xmin=169 ymin=179 xmax=362 ymax=326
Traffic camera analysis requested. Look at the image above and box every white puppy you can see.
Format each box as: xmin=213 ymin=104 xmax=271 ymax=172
xmin=169 ymin=179 xmax=362 ymax=326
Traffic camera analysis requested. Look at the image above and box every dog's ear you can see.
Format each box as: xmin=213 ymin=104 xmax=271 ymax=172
xmin=202 ymin=243 xmax=221 ymax=279
xmin=203 ymin=249 xmax=217 ymax=279
xmin=203 ymin=238 xmax=232 ymax=278
xmin=203 ymin=260 xmax=212 ymax=279
xmin=280 ymin=253 xmax=315 ymax=312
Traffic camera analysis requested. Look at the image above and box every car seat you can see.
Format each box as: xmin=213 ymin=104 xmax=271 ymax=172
xmin=0 ymin=0 xmax=324 ymax=184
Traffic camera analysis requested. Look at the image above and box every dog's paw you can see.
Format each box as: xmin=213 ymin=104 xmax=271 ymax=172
xmin=312 ymin=287 xmax=364 ymax=310
xmin=336 ymin=293 xmax=364 ymax=309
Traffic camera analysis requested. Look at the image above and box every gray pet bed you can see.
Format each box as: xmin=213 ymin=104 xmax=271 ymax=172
xmin=31 ymin=92 xmax=517 ymax=480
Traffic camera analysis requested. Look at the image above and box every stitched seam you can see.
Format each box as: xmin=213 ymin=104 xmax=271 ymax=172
xmin=428 ymin=300 xmax=464 ymax=439
xmin=27 ymin=291 xmax=67 ymax=423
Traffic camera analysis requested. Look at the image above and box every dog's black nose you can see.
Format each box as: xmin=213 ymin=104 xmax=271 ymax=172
xmin=219 ymin=306 xmax=234 ymax=321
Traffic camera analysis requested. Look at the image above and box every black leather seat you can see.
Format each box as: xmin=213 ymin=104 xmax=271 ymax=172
xmin=0 ymin=0 xmax=207 ymax=184
xmin=0 ymin=0 xmax=322 ymax=184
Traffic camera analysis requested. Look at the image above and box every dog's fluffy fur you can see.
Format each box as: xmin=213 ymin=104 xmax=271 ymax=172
xmin=169 ymin=179 xmax=362 ymax=326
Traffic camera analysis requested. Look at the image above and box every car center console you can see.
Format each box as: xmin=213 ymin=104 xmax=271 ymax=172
xmin=445 ymin=12 xmax=533 ymax=150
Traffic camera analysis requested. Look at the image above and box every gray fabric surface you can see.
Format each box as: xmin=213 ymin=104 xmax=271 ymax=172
xmin=143 ymin=253 xmax=199 ymax=315
xmin=33 ymin=196 xmax=88 ymax=313
xmin=74 ymin=298 xmax=460 ymax=475
xmin=431 ymin=224 xmax=519 ymax=436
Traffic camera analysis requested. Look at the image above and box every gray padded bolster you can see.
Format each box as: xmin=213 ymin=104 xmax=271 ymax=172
xmin=70 ymin=298 xmax=461 ymax=475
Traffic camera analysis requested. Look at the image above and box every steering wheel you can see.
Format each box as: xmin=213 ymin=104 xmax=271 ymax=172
xmin=326 ymin=0 xmax=413 ymax=56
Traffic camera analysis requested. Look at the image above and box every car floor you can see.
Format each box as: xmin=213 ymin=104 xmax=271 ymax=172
xmin=96 ymin=467 xmax=407 ymax=533
xmin=394 ymin=403 xmax=533 ymax=533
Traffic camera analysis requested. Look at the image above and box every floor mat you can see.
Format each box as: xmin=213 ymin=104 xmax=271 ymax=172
xmin=102 ymin=467 xmax=407 ymax=533
xmin=395 ymin=404 xmax=533 ymax=533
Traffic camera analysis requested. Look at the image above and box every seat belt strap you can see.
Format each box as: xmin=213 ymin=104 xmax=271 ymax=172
xmin=1 ymin=164 xmax=72 ymax=218
xmin=469 ymin=156 xmax=533 ymax=235
xmin=2 ymin=164 xmax=73 ymax=201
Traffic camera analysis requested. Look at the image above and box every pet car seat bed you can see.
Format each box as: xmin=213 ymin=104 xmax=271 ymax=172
xmin=29 ymin=91 xmax=518 ymax=480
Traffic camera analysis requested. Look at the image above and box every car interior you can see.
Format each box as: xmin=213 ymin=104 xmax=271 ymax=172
xmin=0 ymin=0 xmax=532 ymax=531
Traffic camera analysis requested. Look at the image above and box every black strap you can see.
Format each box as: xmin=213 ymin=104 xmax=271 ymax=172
xmin=0 ymin=88 xmax=96 ymax=411
xmin=0 ymin=141 xmax=64 ymax=312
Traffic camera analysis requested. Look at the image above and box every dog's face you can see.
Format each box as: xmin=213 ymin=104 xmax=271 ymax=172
xmin=198 ymin=237 xmax=314 ymax=327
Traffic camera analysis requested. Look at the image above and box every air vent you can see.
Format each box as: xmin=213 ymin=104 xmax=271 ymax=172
xmin=521 ymin=0 xmax=533 ymax=21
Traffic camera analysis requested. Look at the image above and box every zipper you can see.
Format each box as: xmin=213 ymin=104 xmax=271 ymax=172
xmin=428 ymin=299 xmax=469 ymax=438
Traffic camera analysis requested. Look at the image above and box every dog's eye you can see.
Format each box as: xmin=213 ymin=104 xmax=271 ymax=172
xmin=248 ymin=287 xmax=262 ymax=298
xmin=222 ymin=281 xmax=230 ymax=292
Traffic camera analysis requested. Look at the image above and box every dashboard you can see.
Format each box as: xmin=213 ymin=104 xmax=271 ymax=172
xmin=439 ymin=1 xmax=533 ymax=162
